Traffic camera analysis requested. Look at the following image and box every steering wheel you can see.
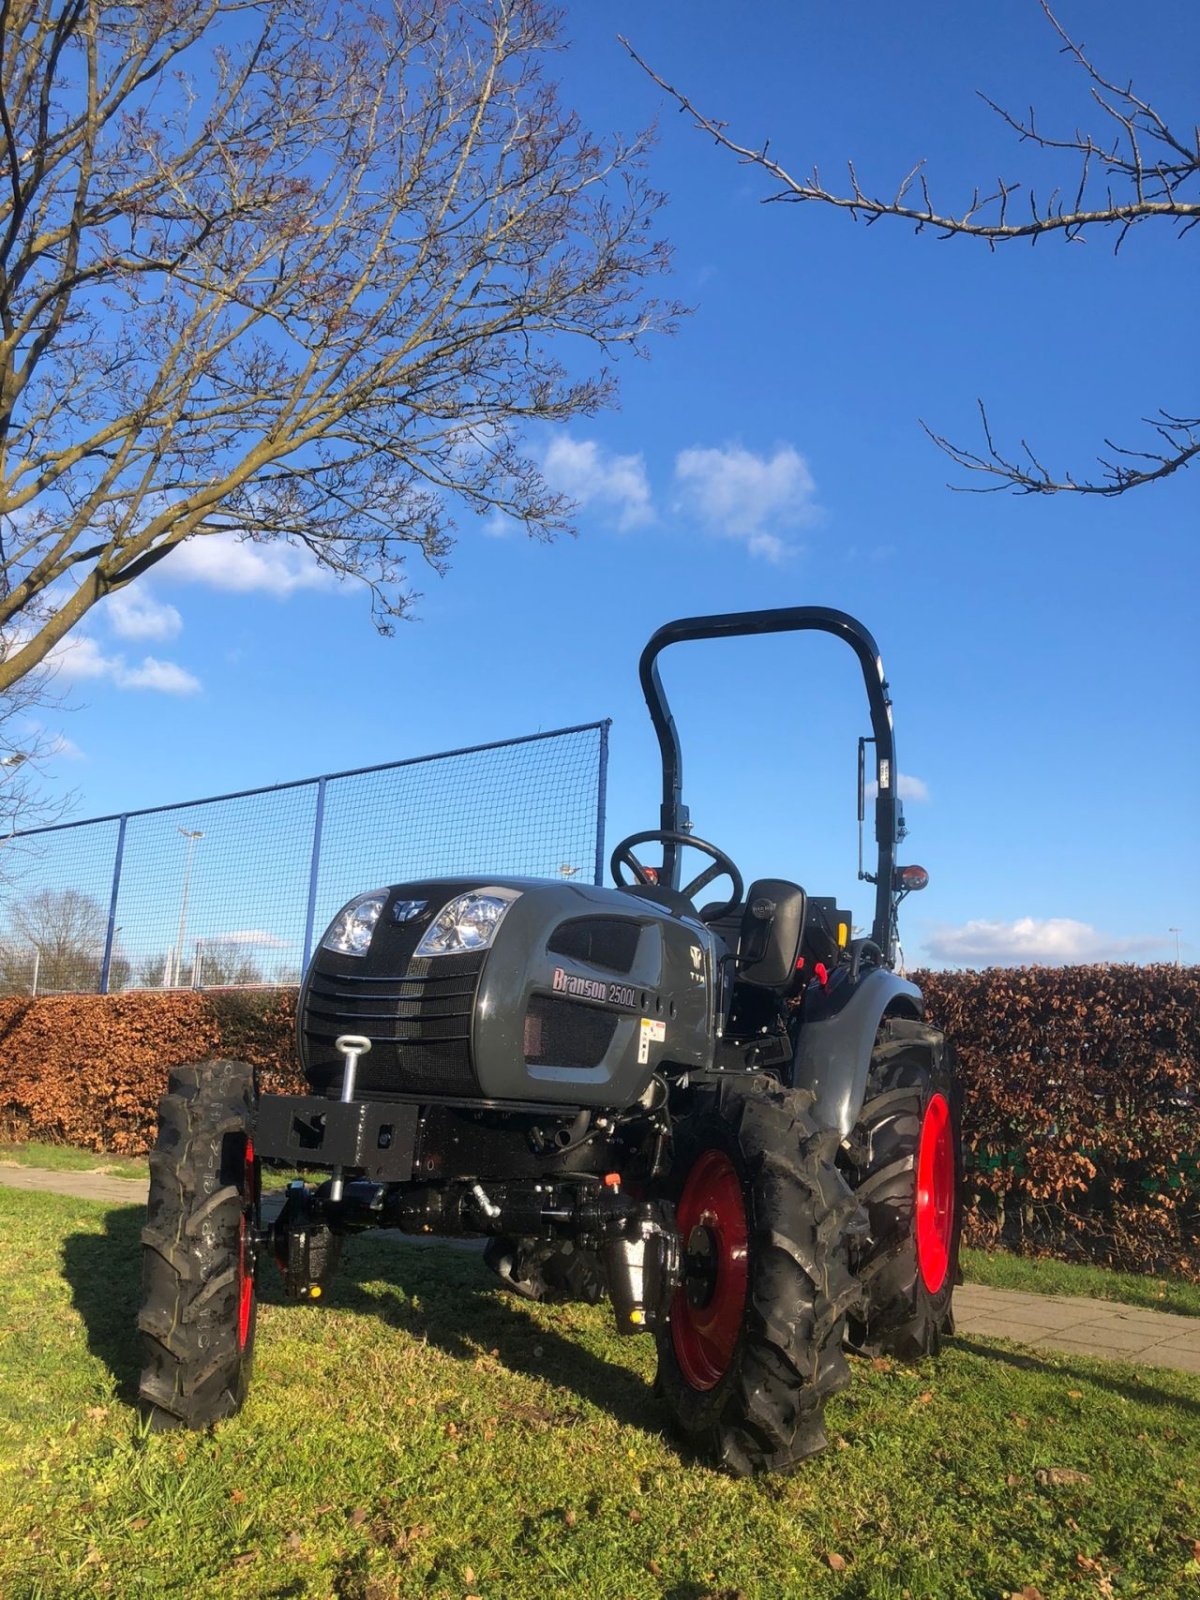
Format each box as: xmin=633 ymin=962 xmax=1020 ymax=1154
xmin=610 ymin=830 xmax=744 ymax=920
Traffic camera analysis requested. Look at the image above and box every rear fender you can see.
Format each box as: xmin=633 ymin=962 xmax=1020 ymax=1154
xmin=791 ymin=968 xmax=923 ymax=1137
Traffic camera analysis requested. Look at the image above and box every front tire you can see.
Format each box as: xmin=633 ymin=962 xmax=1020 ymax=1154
xmin=655 ymin=1076 xmax=864 ymax=1477
xmin=138 ymin=1060 xmax=260 ymax=1430
xmin=845 ymin=1018 xmax=963 ymax=1358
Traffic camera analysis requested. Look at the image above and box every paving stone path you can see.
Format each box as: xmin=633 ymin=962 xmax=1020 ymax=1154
xmin=3 ymin=1164 xmax=1198 ymax=1375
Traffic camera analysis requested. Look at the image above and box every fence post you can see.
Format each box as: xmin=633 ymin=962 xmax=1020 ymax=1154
xmin=99 ymin=814 xmax=128 ymax=994
xmin=593 ymin=719 xmax=611 ymax=887
xmin=300 ymin=777 xmax=328 ymax=976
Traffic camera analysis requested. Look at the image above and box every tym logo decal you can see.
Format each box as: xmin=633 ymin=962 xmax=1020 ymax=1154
xmin=552 ymin=968 xmax=638 ymax=1009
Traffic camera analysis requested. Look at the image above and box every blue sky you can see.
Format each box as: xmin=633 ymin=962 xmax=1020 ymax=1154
xmin=22 ymin=0 xmax=1199 ymax=971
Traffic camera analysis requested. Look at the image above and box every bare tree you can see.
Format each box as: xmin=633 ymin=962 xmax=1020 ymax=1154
xmin=0 ymin=884 xmax=126 ymax=991
xmin=0 ymin=0 xmax=677 ymax=695
xmin=0 ymin=647 xmax=74 ymax=836
xmin=624 ymin=3 xmax=1198 ymax=495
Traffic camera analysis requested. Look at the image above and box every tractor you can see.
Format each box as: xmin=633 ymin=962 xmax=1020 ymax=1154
xmin=137 ymin=606 xmax=962 ymax=1476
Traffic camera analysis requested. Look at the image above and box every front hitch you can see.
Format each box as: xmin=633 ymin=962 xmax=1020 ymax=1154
xmin=272 ymin=1180 xmax=342 ymax=1300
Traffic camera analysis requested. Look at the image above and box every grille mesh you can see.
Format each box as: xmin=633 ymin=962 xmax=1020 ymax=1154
xmin=523 ymin=994 xmax=618 ymax=1070
xmin=302 ymin=951 xmax=483 ymax=1097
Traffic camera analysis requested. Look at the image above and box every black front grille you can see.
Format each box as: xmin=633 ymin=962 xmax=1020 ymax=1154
xmin=301 ymin=950 xmax=484 ymax=1098
xmin=523 ymin=994 xmax=618 ymax=1069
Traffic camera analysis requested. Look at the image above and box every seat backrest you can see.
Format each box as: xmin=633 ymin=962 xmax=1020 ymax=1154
xmin=733 ymin=878 xmax=807 ymax=990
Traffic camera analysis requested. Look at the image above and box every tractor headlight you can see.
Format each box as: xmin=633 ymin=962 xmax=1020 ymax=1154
xmin=415 ymin=888 xmax=521 ymax=957
xmin=321 ymin=890 xmax=388 ymax=956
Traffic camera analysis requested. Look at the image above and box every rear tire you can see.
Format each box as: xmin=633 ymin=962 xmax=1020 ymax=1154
xmin=138 ymin=1060 xmax=260 ymax=1430
xmin=845 ymin=1018 xmax=963 ymax=1358
xmin=655 ymin=1076 xmax=864 ymax=1477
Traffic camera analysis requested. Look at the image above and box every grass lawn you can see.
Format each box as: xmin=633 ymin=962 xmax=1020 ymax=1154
xmin=0 ymin=1189 xmax=1198 ymax=1599
xmin=961 ymin=1249 xmax=1200 ymax=1320
xmin=6 ymin=1140 xmax=1199 ymax=1319
xmin=0 ymin=1141 xmax=301 ymax=1190
xmin=0 ymin=1140 xmax=148 ymax=1180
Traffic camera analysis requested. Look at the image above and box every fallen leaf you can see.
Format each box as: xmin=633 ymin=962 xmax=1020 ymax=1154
xmin=628 ymin=1508 xmax=643 ymax=1524
xmin=1035 ymin=1467 xmax=1092 ymax=1486
xmin=1009 ymin=1587 xmax=1045 ymax=1600
xmin=128 ymin=1517 xmax=149 ymax=1532
xmin=285 ymin=1532 xmax=302 ymax=1552
xmin=648 ymin=1558 xmax=664 ymax=1577
xmin=463 ymin=1568 xmax=476 ymax=1585
xmin=85 ymin=1406 xmax=108 ymax=1421
xmin=1067 ymin=1390 xmax=1083 ymax=1400
xmin=564 ymin=1509 xmax=577 ymax=1529
xmin=348 ymin=1507 xmax=368 ymax=1527
xmin=231 ymin=1551 xmax=257 ymax=1567
xmin=825 ymin=1552 xmax=847 ymax=1572
xmin=229 ymin=1489 xmax=246 ymax=1504
xmin=917 ymin=1391 xmax=933 ymax=1404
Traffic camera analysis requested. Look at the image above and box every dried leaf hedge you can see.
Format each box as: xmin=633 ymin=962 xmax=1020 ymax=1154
xmin=0 ymin=990 xmax=304 ymax=1154
xmin=916 ymin=964 xmax=1199 ymax=1280
xmin=0 ymin=966 xmax=1196 ymax=1278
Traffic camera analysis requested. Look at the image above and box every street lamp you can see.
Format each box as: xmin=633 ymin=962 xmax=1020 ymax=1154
xmin=1169 ymin=927 xmax=1181 ymax=968
xmin=174 ymin=827 xmax=204 ymax=986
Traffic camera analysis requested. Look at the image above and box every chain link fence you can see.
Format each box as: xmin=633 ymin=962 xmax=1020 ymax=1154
xmin=0 ymin=722 xmax=609 ymax=995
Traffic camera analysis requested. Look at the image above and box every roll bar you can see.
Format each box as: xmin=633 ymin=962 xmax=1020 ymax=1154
xmin=638 ymin=606 xmax=902 ymax=963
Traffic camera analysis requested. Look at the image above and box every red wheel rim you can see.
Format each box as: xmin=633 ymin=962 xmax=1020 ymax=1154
xmin=671 ymin=1149 xmax=749 ymax=1390
xmin=237 ymin=1136 xmax=256 ymax=1351
xmin=915 ymin=1094 xmax=955 ymax=1294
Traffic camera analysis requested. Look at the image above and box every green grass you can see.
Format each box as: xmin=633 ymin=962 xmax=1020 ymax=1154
xmin=962 ymin=1247 xmax=1200 ymax=1319
xmin=0 ymin=1141 xmax=303 ymax=1190
xmin=1 ymin=1189 xmax=1198 ymax=1599
xmin=0 ymin=1140 xmax=149 ymax=1179
xmin=5 ymin=1139 xmax=1199 ymax=1319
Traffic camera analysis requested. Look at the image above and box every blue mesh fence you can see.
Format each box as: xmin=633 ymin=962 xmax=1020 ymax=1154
xmin=0 ymin=722 xmax=609 ymax=995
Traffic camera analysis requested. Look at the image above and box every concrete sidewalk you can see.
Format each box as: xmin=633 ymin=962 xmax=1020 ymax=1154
xmin=3 ymin=1163 xmax=1199 ymax=1376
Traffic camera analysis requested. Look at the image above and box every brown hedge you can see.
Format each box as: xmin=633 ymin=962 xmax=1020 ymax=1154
xmin=0 ymin=990 xmax=304 ymax=1154
xmin=915 ymin=964 xmax=1200 ymax=1280
xmin=1 ymin=967 xmax=1197 ymax=1280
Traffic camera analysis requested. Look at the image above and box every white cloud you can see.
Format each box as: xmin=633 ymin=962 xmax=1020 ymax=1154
xmin=163 ymin=532 xmax=335 ymax=597
xmin=542 ymin=436 xmax=654 ymax=531
xmin=49 ymin=635 xmax=200 ymax=695
xmin=106 ymin=589 xmax=182 ymax=642
xmin=923 ymin=917 xmax=1158 ymax=968
xmin=673 ymin=442 xmax=819 ymax=560
xmin=867 ymin=772 xmax=930 ymax=803
xmin=46 ymin=732 xmax=84 ymax=760
xmin=119 ymin=656 xmax=201 ymax=694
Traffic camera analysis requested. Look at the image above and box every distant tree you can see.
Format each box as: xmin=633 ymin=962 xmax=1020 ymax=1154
xmin=192 ymin=943 xmax=265 ymax=988
xmin=0 ymin=885 xmax=126 ymax=992
xmin=134 ymin=952 xmax=170 ymax=991
xmin=626 ymin=2 xmax=1197 ymax=495
xmin=0 ymin=0 xmax=677 ymax=696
